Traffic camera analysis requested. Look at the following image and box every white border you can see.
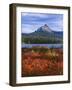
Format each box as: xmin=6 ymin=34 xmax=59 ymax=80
xmin=16 ymin=7 xmax=68 ymax=83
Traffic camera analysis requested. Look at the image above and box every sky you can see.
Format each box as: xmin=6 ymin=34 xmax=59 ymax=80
xmin=21 ymin=12 xmax=63 ymax=33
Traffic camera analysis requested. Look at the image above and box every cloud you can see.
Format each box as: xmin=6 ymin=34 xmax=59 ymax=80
xmin=21 ymin=12 xmax=50 ymax=19
xmin=21 ymin=24 xmax=41 ymax=33
xmin=21 ymin=12 xmax=63 ymax=33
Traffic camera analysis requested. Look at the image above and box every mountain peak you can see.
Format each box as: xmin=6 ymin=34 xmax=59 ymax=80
xmin=44 ymin=24 xmax=48 ymax=27
xmin=39 ymin=24 xmax=53 ymax=33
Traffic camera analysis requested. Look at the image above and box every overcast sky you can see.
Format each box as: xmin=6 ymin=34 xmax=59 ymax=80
xmin=21 ymin=12 xmax=63 ymax=33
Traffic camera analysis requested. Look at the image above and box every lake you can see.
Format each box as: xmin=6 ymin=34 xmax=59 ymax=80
xmin=22 ymin=43 xmax=63 ymax=49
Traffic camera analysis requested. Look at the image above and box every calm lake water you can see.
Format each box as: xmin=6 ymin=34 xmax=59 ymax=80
xmin=22 ymin=43 xmax=63 ymax=49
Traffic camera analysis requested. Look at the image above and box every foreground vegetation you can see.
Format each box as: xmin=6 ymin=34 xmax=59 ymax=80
xmin=22 ymin=46 xmax=63 ymax=77
xmin=22 ymin=35 xmax=63 ymax=44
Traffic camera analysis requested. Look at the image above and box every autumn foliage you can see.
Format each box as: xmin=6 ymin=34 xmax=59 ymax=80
xmin=22 ymin=47 xmax=63 ymax=77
